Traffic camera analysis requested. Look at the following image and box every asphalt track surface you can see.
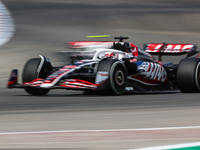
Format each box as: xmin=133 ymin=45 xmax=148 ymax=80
xmin=1 ymin=0 xmax=200 ymax=149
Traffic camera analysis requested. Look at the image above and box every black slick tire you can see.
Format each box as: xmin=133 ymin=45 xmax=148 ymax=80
xmin=109 ymin=61 xmax=127 ymax=94
xmin=22 ymin=58 xmax=50 ymax=95
xmin=176 ymin=58 xmax=200 ymax=93
xmin=96 ymin=59 xmax=127 ymax=95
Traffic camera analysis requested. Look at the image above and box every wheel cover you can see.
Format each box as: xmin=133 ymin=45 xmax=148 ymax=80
xmin=115 ymin=70 xmax=124 ymax=86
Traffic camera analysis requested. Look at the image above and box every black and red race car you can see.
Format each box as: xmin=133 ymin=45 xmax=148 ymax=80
xmin=7 ymin=36 xmax=200 ymax=95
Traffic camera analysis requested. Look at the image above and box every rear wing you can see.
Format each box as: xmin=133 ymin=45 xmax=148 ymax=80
xmin=144 ymin=43 xmax=197 ymax=55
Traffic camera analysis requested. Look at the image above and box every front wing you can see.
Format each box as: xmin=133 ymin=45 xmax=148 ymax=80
xmin=7 ymin=69 xmax=103 ymax=91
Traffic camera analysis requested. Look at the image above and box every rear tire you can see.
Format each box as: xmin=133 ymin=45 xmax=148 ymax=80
xmin=176 ymin=58 xmax=200 ymax=93
xmin=22 ymin=58 xmax=50 ymax=95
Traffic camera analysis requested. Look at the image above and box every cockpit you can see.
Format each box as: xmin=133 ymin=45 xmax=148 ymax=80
xmin=112 ymin=42 xmax=132 ymax=53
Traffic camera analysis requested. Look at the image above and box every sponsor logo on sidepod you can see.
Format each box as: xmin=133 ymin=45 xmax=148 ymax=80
xmin=125 ymin=86 xmax=134 ymax=91
xmin=137 ymin=62 xmax=167 ymax=82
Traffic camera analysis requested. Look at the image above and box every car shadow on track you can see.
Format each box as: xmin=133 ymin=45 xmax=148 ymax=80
xmin=14 ymin=90 xmax=181 ymax=97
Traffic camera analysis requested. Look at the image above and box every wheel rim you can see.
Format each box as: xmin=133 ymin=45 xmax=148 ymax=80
xmin=115 ymin=70 xmax=124 ymax=86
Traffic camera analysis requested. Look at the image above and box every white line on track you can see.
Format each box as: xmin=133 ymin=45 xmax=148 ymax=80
xmin=1 ymin=138 xmax=200 ymax=145
xmin=0 ymin=126 xmax=200 ymax=135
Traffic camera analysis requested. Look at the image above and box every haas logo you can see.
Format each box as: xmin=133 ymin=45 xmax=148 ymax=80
xmin=137 ymin=62 xmax=167 ymax=82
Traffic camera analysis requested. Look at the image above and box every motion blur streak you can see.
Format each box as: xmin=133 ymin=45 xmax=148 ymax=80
xmin=0 ymin=126 xmax=200 ymax=135
xmin=0 ymin=0 xmax=15 ymax=46
xmin=1 ymin=0 xmax=200 ymax=150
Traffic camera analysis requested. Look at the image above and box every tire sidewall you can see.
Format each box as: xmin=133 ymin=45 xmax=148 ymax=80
xmin=22 ymin=58 xmax=50 ymax=95
xmin=177 ymin=58 xmax=200 ymax=93
xmin=195 ymin=61 xmax=200 ymax=91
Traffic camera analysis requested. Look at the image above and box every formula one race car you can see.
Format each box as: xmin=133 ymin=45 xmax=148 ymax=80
xmin=7 ymin=36 xmax=200 ymax=95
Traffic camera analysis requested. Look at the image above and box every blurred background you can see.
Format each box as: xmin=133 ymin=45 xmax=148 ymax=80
xmin=1 ymin=0 xmax=200 ymax=88
xmin=1 ymin=1 xmax=200 ymax=149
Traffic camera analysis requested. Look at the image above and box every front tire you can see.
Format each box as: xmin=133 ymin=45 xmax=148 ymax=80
xmin=110 ymin=61 xmax=127 ymax=94
xmin=96 ymin=59 xmax=127 ymax=95
xmin=176 ymin=58 xmax=200 ymax=93
xmin=22 ymin=58 xmax=50 ymax=95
